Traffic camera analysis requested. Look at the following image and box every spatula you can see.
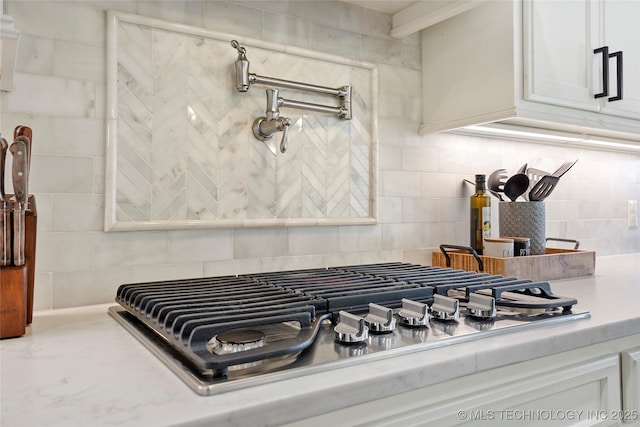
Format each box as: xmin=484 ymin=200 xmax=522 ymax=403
xmin=523 ymin=167 xmax=549 ymax=201
xmin=528 ymin=175 xmax=559 ymax=201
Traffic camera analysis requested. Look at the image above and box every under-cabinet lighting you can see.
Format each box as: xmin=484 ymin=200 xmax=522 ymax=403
xmin=581 ymin=139 xmax=640 ymax=151
xmin=459 ymin=124 xmax=640 ymax=152
xmin=463 ymin=125 xmax=583 ymax=142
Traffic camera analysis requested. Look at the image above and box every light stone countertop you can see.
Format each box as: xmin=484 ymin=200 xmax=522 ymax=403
xmin=1 ymin=254 xmax=639 ymax=427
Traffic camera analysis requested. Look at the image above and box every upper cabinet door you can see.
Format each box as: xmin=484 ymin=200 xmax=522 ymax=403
xmin=598 ymin=0 xmax=640 ymax=119
xmin=525 ymin=0 xmax=640 ymax=118
xmin=523 ymin=0 xmax=599 ymax=111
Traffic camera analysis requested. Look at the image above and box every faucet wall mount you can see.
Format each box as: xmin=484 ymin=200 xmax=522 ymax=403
xmin=231 ymin=40 xmax=353 ymax=153
xmin=252 ymin=89 xmax=292 ymax=154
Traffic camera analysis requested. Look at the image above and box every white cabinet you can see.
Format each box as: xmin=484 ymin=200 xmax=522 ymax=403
xmin=284 ymin=334 xmax=640 ymax=427
xmin=420 ymin=0 xmax=640 ymax=141
xmin=365 ymin=355 xmax=622 ymax=427
xmin=285 ymin=354 xmax=623 ymax=427
xmin=597 ymin=0 xmax=640 ymax=119
xmin=622 ymin=347 xmax=640 ymax=424
xmin=523 ymin=0 xmax=596 ymax=111
xmin=524 ymin=0 xmax=640 ymax=119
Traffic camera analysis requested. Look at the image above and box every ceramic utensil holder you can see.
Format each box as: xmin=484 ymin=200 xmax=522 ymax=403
xmin=499 ymin=201 xmax=545 ymax=255
xmin=0 ymin=195 xmax=37 ymax=339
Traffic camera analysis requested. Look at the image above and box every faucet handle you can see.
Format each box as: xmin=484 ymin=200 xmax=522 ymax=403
xmin=251 ymin=117 xmax=292 ymax=154
xmin=279 ymin=118 xmax=291 ymax=153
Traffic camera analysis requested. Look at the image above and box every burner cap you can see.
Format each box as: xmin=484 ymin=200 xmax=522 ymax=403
xmin=217 ymin=329 xmax=264 ymax=345
xmin=209 ymin=329 xmax=265 ymax=355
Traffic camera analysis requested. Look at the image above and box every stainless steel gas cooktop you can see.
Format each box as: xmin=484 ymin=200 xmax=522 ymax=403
xmin=109 ymin=262 xmax=590 ymax=395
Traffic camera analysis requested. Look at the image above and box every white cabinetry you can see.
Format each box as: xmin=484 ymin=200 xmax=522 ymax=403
xmin=420 ymin=0 xmax=640 ymax=141
xmin=286 ymin=355 xmax=621 ymax=427
xmin=597 ymin=0 xmax=640 ymax=119
xmin=524 ymin=0 xmax=640 ymax=119
xmin=622 ymin=347 xmax=640 ymax=424
xmin=376 ymin=356 xmax=621 ymax=427
xmin=523 ymin=0 xmax=596 ymax=111
xmin=285 ymin=335 xmax=640 ymax=427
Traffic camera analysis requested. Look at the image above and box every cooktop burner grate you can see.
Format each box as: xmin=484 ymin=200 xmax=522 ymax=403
xmin=245 ymin=267 xmax=433 ymax=313
xmin=111 ymin=262 xmax=589 ymax=392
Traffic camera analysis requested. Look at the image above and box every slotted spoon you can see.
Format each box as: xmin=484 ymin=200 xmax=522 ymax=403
xmin=488 ymin=169 xmax=508 ymax=201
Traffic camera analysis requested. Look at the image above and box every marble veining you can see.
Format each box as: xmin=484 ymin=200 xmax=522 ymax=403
xmin=1 ymin=255 xmax=640 ymax=427
xmin=105 ymin=12 xmax=377 ymax=231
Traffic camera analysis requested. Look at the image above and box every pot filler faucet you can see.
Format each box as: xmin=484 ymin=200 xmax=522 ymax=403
xmin=231 ymin=40 xmax=352 ymax=154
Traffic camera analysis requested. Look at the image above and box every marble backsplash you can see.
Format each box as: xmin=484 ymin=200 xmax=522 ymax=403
xmin=107 ymin=13 xmax=376 ymax=230
xmin=1 ymin=0 xmax=638 ymax=311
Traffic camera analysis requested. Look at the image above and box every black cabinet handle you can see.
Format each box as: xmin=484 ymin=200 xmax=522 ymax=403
xmin=593 ymin=46 xmax=609 ymax=99
xmin=608 ymin=50 xmax=623 ymax=101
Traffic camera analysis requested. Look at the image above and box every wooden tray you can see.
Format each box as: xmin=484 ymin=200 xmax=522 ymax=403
xmin=432 ymin=243 xmax=595 ymax=281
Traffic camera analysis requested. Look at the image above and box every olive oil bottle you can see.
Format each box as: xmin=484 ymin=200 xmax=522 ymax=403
xmin=470 ymin=174 xmax=491 ymax=254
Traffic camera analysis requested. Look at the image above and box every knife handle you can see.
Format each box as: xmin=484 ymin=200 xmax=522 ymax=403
xmin=14 ymin=126 xmax=32 ymax=142
xmin=14 ymin=126 xmax=33 ymax=170
xmin=12 ymin=201 xmax=25 ymax=266
xmin=0 ymin=138 xmax=7 ymax=202
xmin=0 ymin=201 xmax=10 ymax=266
xmin=9 ymin=139 xmax=29 ymax=203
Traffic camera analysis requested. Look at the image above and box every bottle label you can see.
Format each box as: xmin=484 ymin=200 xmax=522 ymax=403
xmin=482 ymin=206 xmax=491 ymax=239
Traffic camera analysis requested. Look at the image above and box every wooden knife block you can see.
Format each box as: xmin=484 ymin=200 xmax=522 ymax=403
xmin=0 ymin=195 xmax=37 ymax=339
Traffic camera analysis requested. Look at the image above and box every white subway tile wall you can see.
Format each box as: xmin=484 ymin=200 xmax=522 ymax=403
xmin=1 ymin=0 xmax=638 ymax=310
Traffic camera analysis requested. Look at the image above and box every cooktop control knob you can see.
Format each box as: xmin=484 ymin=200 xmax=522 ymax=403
xmin=467 ymin=293 xmax=497 ymax=319
xmin=334 ymin=311 xmax=369 ymax=344
xmin=430 ymin=294 xmax=460 ymax=321
xmin=364 ymin=303 xmax=396 ymax=333
xmin=398 ymin=298 xmax=429 ymax=327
